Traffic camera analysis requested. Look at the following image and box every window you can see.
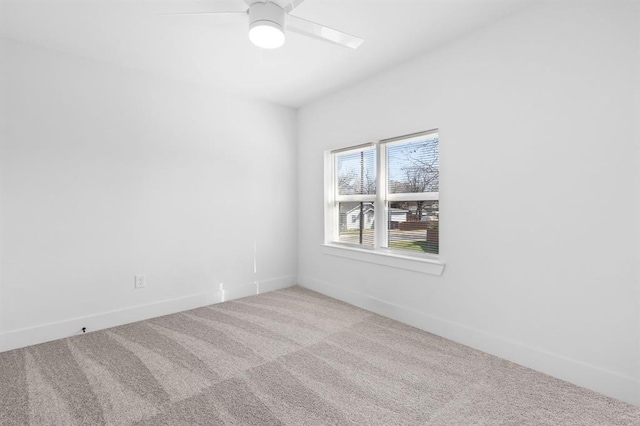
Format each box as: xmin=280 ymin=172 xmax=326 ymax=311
xmin=333 ymin=145 xmax=376 ymax=247
xmin=325 ymin=130 xmax=440 ymax=261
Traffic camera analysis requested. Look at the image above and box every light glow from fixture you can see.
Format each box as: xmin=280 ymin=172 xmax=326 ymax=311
xmin=249 ymin=21 xmax=285 ymax=49
xmin=248 ymin=2 xmax=286 ymax=49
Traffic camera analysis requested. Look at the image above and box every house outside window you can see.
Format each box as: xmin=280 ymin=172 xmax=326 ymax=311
xmin=325 ymin=130 xmax=439 ymax=258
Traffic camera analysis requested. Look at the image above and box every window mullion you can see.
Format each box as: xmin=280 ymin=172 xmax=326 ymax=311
xmin=375 ymin=142 xmax=387 ymax=249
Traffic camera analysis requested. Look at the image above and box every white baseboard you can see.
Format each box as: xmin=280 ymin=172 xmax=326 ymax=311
xmin=299 ymin=276 xmax=640 ymax=407
xmin=0 ymin=275 xmax=296 ymax=353
xmin=222 ymin=275 xmax=296 ymax=301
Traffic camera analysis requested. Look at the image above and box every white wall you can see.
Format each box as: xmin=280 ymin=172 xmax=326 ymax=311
xmin=0 ymin=38 xmax=298 ymax=351
xmin=298 ymin=1 xmax=640 ymax=405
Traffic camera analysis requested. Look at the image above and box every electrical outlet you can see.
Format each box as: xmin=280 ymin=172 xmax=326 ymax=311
xmin=134 ymin=274 xmax=146 ymax=289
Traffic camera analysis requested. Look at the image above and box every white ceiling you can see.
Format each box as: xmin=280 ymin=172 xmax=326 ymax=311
xmin=0 ymin=0 xmax=533 ymax=108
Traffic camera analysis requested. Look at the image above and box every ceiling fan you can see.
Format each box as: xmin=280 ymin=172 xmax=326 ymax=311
xmin=167 ymin=0 xmax=364 ymax=50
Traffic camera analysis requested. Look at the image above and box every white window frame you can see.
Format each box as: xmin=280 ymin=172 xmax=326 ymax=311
xmin=323 ymin=130 xmax=445 ymax=276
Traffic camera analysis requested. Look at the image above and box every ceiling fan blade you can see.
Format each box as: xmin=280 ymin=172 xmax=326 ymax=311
xmin=286 ymin=15 xmax=363 ymax=49
xmin=284 ymin=0 xmax=308 ymax=13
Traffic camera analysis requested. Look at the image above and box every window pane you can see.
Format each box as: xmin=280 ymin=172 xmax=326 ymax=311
xmin=337 ymin=148 xmax=376 ymax=195
xmin=387 ymin=134 xmax=439 ymax=194
xmin=387 ymin=200 xmax=439 ymax=254
xmin=337 ymin=202 xmax=375 ymax=247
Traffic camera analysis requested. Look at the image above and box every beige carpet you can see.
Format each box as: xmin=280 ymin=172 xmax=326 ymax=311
xmin=1 ymin=286 xmax=639 ymax=425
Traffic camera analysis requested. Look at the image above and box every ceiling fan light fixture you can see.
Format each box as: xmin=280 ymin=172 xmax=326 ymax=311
xmin=248 ymin=2 xmax=286 ymax=49
xmin=249 ymin=21 xmax=285 ymax=49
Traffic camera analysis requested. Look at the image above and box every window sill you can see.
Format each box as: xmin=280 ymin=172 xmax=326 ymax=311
xmin=321 ymin=244 xmax=445 ymax=276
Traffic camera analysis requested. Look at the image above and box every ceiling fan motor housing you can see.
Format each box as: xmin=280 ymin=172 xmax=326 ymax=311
xmin=249 ymin=2 xmax=286 ymax=34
